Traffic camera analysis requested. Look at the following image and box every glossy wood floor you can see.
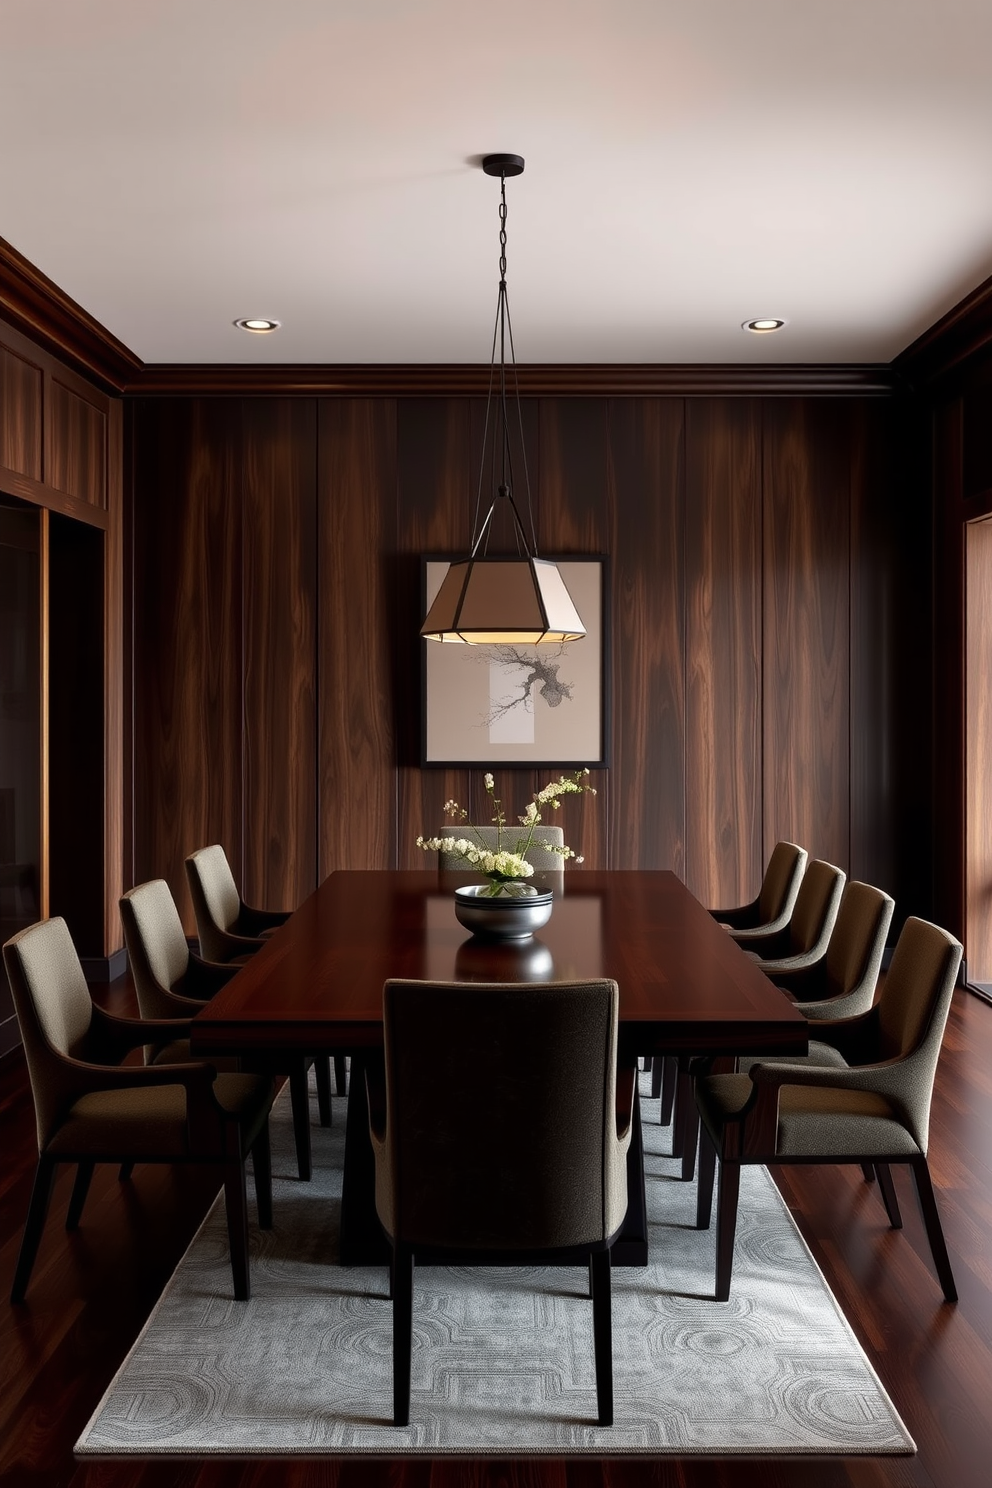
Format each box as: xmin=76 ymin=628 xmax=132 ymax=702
xmin=3 ymin=980 xmax=991 ymax=1488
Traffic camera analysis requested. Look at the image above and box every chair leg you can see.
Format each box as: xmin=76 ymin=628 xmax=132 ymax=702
xmin=650 ymin=1055 xmax=662 ymax=1099
xmin=696 ymin=1129 xmax=717 ymax=1229
xmin=393 ymin=1243 xmax=414 ymax=1427
xmin=674 ymin=1064 xmax=700 ymax=1179
xmin=874 ymin=1162 xmax=903 ymax=1229
xmin=590 ymin=1248 xmax=614 ymax=1427
xmin=251 ymin=1121 xmax=273 ymax=1230
xmin=315 ymin=1057 xmax=333 ymax=1127
xmin=334 ymin=1055 xmax=348 ymax=1096
xmin=11 ymin=1156 xmax=57 ymax=1303
xmin=288 ymin=1061 xmax=313 ymax=1181
xmin=714 ymin=1160 xmax=742 ymax=1302
xmin=909 ymin=1156 xmax=958 ymax=1303
xmin=118 ymin=1161 xmax=135 ymax=1182
xmin=659 ymin=1055 xmax=677 ymax=1127
xmin=222 ymin=1132 xmax=251 ymax=1302
xmin=66 ymin=1161 xmax=95 ymax=1230
xmin=861 ymin=1162 xmax=876 ymax=1183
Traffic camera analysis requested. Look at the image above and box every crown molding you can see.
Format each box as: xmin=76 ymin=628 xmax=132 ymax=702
xmin=129 ymin=362 xmax=896 ymax=398
xmin=0 ymin=235 xmax=141 ymax=393
xmin=894 ymin=270 xmax=992 ymax=393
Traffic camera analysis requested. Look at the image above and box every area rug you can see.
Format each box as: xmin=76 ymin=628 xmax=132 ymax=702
xmin=76 ymin=1074 xmax=914 ymax=1457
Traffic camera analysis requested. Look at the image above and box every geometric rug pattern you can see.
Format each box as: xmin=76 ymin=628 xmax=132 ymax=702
xmin=77 ymin=1074 xmax=915 ymax=1457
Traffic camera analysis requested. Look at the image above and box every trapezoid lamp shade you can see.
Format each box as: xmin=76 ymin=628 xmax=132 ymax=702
xmin=420 ymin=557 xmax=587 ymax=644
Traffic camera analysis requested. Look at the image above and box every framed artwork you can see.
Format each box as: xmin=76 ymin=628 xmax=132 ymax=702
xmin=421 ymin=556 xmax=608 ymax=767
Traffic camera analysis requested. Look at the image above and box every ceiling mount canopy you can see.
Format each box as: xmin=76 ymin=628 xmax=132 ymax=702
xmin=421 ymin=154 xmax=586 ymax=646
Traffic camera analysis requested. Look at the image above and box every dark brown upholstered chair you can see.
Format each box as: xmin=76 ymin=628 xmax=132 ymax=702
xmin=694 ymin=916 xmax=963 ymax=1303
xmin=710 ymin=841 xmax=808 ymax=943
xmin=4 ymin=917 xmax=274 ymax=1303
xmin=367 ymin=978 xmax=634 ymax=1428
xmin=120 ymin=878 xmax=333 ymax=1180
xmin=763 ymin=879 xmax=895 ymax=1022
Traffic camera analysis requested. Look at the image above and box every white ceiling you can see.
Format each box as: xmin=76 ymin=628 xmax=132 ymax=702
xmin=3 ymin=0 xmax=992 ymax=366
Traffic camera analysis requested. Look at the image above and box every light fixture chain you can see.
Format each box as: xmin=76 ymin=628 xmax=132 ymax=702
xmin=499 ymin=173 xmax=508 ymax=283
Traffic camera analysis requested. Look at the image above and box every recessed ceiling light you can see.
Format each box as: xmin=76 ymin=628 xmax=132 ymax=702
xmin=742 ymin=318 xmax=786 ymax=334
xmin=234 ymin=317 xmax=281 ymax=333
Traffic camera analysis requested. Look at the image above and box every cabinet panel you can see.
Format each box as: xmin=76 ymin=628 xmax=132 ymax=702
xmin=0 ymin=345 xmax=43 ymax=480
xmin=49 ymin=379 xmax=106 ymax=506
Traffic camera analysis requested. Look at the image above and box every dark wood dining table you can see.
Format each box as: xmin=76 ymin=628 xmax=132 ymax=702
xmin=190 ymin=869 xmax=808 ymax=1266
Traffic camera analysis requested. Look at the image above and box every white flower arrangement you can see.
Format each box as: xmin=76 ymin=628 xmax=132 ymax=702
xmin=417 ymin=769 xmax=595 ymax=896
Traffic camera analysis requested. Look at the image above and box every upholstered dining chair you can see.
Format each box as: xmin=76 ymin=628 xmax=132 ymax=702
xmin=184 ymin=843 xmax=290 ymax=962
xmin=120 ymin=878 xmax=333 ymax=1180
xmin=693 ymin=915 xmax=963 ymax=1302
xmin=4 ymin=916 xmax=275 ymax=1304
xmin=736 ymin=858 xmax=847 ymax=971
xmin=710 ymin=840 xmax=808 ymax=943
xmin=367 ymin=977 xmax=635 ymax=1427
xmin=437 ymin=823 xmax=566 ymax=873
xmin=669 ymin=858 xmax=847 ymax=1180
xmin=764 ymin=879 xmax=895 ymax=1022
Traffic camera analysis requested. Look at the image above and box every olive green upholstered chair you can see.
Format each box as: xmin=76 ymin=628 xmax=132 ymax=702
xmin=764 ymin=880 xmax=895 ymax=1022
xmin=710 ymin=841 xmax=808 ymax=943
xmin=184 ymin=843 xmax=290 ymax=962
xmin=437 ymin=823 xmax=566 ymax=873
xmin=367 ymin=978 xmax=635 ymax=1428
xmin=694 ymin=916 xmax=963 ymax=1303
xmin=122 ymin=877 xmax=336 ymax=1181
xmin=737 ymin=858 xmax=847 ymax=972
xmin=4 ymin=916 xmax=275 ymax=1304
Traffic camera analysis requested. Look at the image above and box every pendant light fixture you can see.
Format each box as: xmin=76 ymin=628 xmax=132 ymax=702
xmin=421 ymin=154 xmax=586 ymax=645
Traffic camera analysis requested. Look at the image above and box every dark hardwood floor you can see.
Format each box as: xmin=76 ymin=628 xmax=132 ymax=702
xmin=2 ymin=979 xmax=991 ymax=1488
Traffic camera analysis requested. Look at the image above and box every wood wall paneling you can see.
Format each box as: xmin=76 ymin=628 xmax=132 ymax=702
xmin=242 ymin=399 xmax=318 ymax=909
xmin=395 ymin=398 xmax=474 ymax=866
xmin=0 ymin=343 xmax=43 ymax=479
xmin=932 ymin=397 xmax=966 ymax=937
xmin=48 ymin=379 xmax=107 ymax=506
xmin=684 ymin=399 xmax=762 ymax=907
xmin=762 ymin=400 xmax=851 ymax=872
xmin=966 ymin=516 xmax=992 ymax=984
xmin=131 ymin=399 xmax=244 ymax=931
xmin=318 ymin=399 xmax=397 ymax=874
xmin=606 ymin=399 xmax=685 ymax=873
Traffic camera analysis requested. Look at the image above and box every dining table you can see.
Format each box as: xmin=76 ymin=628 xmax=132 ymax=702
xmin=189 ymin=868 xmax=808 ymax=1267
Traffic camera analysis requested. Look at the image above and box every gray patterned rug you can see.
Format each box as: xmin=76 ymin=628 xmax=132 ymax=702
xmin=76 ymin=1074 xmax=914 ymax=1457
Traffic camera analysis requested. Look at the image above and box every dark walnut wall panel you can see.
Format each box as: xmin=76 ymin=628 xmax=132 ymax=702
xmin=684 ymin=400 xmax=762 ymax=908
xmin=129 ymin=391 xmax=905 ymax=927
xmin=0 ymin=343 xmax=43 ymax=479
xmin=131 ymin=400 xmax=245 ymax=928
xmin=242 ymin=400 xmax=317 ymax=910
xmin=762 ymin=400 xmax=852 ymax=872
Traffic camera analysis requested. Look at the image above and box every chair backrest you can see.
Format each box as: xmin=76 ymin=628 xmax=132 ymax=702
xmin=437 ymin=824 xmax=565 ymax=873
xmin=787 ymin=858 xmax=846 ymax=956
xmin=379 ymin=978 xmax=626 ymax=1252
xmin=822 ymin=880 xmax=895 ymax=1007
xmin=2 ymin=917 xmax=94 ymax=1149
xmin=757 ymin=841 xmax=808 ymax=929
xmin=184 ymin=845 xmax=241 ymax=960
xmin=872 ymin=917 xmax=962 ymax=1148
xmin=120 ymin=879 xmax=191 ymax=1018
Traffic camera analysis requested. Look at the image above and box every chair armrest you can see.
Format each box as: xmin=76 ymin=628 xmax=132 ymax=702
xmin=238 ymin=903 xmax=291 ymax=936
xmin=795 ymin=1006 xmax=879 ymax=1063
xmin=88 ymin=1004 xmax=195 ymax=1059
xmin=748 ymin=949 xmax=825 ymax=975
xmin=211 ymin=928 xmax=267 ymax=959
xmin=730 ymin=924 xmax=791 ymax=952
xmin=709 ymin=899 xmax=759 ymax=928
xmin=181 ymin=952 xmax=241 ymax=999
